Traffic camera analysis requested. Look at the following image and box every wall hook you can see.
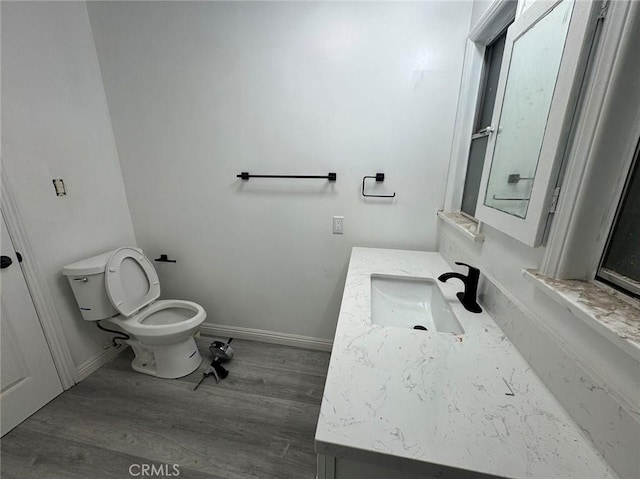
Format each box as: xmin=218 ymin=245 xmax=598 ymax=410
xmin=362 ymin=173 xmax=396 ymax=198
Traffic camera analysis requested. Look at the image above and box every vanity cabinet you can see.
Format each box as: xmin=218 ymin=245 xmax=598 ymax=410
xmin=315 ymin=248 xmax=616 ymax=479
xmin=318 ymin=455 xmax=443 ymax=479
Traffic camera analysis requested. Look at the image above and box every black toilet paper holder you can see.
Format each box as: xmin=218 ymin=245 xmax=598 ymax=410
xmin=154 ymin=254 xmax=176 ymax=263
xmin=362 ymin=173 xmax=396 ymax=198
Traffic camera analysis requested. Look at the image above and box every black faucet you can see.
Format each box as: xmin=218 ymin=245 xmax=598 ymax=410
xmin=438 ymin=262 xmax=482 ymax=313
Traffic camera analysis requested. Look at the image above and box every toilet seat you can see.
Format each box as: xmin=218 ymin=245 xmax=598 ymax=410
xmin=104 ymin=247 xmax=206 ymax=344
xmin=109 ymin=299 xmax=206 ymax=339
xmin=105 ymin=247 xmax=160 ymax=317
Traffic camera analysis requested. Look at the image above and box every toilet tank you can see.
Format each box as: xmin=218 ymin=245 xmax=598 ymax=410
xmin=63 ymin=250 xmax=119 ymax=321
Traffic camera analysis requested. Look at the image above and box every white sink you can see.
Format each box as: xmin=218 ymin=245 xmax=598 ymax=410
xmin=370 ymin=274 xmax=464 ymax=334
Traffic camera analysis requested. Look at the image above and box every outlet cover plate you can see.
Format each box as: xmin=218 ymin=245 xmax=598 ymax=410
xmin=333 ymin=216 xmax=344 ymax=234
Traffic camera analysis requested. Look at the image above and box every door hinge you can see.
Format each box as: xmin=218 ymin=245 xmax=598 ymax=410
xmin=549 ymin=186 xmax=561 ymax=214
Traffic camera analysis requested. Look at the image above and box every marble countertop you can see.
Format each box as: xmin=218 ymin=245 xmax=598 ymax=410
xmin=315 ymin=247 xmax=616 ymax=479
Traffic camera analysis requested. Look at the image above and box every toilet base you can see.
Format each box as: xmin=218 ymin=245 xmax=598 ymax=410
xmin=127 ymin=336 xmax=202 ymax=379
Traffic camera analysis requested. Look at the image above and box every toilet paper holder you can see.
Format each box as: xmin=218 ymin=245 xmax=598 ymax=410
xmin=154 ymin=254 xmax=176 ymax=263
xmin=362 ymin=173 xmax=396 ymax=198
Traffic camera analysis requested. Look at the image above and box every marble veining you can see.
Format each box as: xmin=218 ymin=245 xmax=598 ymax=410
xmin=315 ymin=247 xmax=617 ymax=478
xmin=525 ymin=270 xmax=640 ymax=352
xmin=437 ymin=211 xmax=484 ymax=242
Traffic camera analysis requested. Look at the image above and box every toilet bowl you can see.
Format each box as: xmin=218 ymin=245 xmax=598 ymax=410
xmin=63 ymin=247 xmax=206 ymax=379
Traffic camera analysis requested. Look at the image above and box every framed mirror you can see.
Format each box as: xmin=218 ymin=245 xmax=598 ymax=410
xmin=475 ymin=0 xmax=601 ymax=246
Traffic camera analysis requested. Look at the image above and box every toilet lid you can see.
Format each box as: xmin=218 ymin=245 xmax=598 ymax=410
xmin=105 ymin=247 xmax=160 ymax=317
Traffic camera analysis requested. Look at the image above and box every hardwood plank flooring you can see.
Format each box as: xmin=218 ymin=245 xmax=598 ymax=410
xmin=1 ymin=338 xmax=330 ymax=479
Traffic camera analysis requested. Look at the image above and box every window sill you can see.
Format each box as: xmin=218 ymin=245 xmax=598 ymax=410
xmin=523 ymin=269 xmax=640 ymax=360
xmin=437 ymin=211 xmax=485 ymax=243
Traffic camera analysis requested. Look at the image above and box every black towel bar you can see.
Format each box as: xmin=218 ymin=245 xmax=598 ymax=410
xmin=237 ymin=172 xmax=336 ymax=181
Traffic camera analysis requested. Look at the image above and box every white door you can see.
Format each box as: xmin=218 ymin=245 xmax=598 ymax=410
xmin=1 ymin=210 xmax=63 ymax=436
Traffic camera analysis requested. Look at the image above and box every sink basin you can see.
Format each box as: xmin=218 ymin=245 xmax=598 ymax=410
xmin=370 ymin=274 xmax=464 ymax=334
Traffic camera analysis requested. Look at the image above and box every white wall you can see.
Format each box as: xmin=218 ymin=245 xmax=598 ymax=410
xmin=1 ymin=2 xmax=137 ymax=370
xmin=87 ymin=1 xmax=472 ymax=341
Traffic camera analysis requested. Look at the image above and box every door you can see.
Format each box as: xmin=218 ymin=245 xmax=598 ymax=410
xmin=1 ymin=210 xmax=63 ymax=436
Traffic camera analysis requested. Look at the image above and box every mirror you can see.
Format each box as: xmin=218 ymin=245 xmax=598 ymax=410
xmin=483 ymin=0 xmax=574 ymax=218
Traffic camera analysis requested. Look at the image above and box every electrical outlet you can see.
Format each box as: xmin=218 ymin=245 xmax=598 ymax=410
xmin=333 ymin=216 xmax=344 ymax=234
xmin=52 ymin=179 xmax=66 ymax=196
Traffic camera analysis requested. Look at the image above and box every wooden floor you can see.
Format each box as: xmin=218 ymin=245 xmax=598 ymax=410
xmin=1 ymin=338 xmax=330 ymax=479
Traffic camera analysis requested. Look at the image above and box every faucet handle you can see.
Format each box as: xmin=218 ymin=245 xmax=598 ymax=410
xmin=454 ymin=261 xmax=480 ymax=275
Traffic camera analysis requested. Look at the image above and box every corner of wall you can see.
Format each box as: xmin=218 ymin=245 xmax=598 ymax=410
xmin=2 ymin=1 xmax=137 ymax=376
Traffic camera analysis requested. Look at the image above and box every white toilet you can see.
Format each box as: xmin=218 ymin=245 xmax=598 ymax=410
xmin=63 ymin=247 xmax=206 ymax=378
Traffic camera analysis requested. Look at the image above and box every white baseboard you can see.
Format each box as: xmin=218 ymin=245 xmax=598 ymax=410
xmin=75 ymin=344 xmax=127 ymax=382
xmin=199 ymin=323 xmax=333 ymax=352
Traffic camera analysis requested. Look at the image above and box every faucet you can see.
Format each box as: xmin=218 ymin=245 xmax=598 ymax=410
xmin=438 ymin=262 xmax=482 ymax=313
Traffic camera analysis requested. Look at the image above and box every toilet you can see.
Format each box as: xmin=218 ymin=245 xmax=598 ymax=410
xmin=63 ymin=247 xmax=206 ymax=378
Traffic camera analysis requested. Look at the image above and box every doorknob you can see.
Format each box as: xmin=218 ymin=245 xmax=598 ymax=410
xmin=1 ymin=255 xmax=13 ymax=269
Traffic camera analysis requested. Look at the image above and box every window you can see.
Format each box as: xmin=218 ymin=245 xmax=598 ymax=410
xmin=473 ymin=0 xmax=602 ymax=247
xmin=538 ymin=0 xmax=640 ymax=291
xmin=597 ymin=138 xmax=640 ymax=299
xmin=460 ymin=28 xmax=509 ymax=218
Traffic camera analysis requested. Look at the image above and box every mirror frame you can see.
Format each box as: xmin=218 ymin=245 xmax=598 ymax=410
xmin=475 ymin=0 xmax=601 ymax=247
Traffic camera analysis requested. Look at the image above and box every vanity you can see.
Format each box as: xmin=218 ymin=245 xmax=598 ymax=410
xmin=315 ymin=247 xmax=617 ymax=479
